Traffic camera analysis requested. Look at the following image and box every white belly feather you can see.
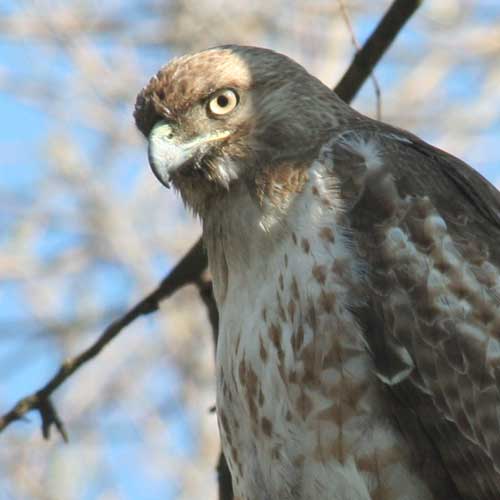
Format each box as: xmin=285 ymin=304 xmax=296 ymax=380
xmin=209 ymin=164 xmax=432 ymax=500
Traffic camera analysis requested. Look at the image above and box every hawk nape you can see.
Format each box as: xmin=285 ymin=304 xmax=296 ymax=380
xmin=135 ymin=46 xmax=500 ymax=500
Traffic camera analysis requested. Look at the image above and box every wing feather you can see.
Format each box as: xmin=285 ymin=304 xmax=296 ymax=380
xmin=328 ymin=122 xmax=500 ymax=499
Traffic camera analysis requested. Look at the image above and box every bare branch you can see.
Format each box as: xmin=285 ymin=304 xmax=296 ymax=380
xmin=337 ymin=0 xmax=382 ymax=119
xmin=0 ymin=238 xmax=205 ymax=437
xmin=334 ymin=0 xmax=422 ymax=104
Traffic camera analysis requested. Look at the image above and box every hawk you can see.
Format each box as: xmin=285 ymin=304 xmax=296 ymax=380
xmin=134 ymin=46 xmax=500 ymax=500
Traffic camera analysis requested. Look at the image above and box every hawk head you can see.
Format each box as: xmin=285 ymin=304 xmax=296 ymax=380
xmin=134 ymin=45 xmax=346 ymax=214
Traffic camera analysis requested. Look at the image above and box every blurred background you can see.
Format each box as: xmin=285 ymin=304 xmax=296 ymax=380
xmin=1 ymin=0 xmax=499 ymax=499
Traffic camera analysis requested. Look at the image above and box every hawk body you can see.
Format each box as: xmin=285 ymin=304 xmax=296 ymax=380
xmin=208 ymin=152 xmax=434 ymax=500
xmin=135 ymin=46 xmax=500 ymax=499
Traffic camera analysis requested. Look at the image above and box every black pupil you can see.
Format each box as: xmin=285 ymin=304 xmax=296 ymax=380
xmin=217 ymin=94 xmax=229 ymax=107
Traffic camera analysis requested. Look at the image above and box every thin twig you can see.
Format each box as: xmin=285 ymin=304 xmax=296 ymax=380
xmin=0 ymin=0 xmax=422 ymax=442
xmin=0 ymin=238 xmax=206 ymax=438
xmin=337 ymin=0 xmax=382 ymax=119
xmin=334 ymin=0 xmax=422 ymax=104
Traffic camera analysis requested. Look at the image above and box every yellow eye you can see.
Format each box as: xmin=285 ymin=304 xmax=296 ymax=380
xmin=208 ymin=89 xmax=239 ymax=116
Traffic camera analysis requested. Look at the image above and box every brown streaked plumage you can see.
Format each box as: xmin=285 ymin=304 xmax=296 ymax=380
xmin=135 ymin=45 xmax=500 ymax=499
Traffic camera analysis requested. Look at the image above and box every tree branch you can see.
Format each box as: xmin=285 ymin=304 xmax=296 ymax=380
xmin=0 ymin=0 xmax=421 ymax=452
xmin=334 ymin=0 xmax=422 ymax=103
xmin=0 ymin=238 xmax=205 ymax=438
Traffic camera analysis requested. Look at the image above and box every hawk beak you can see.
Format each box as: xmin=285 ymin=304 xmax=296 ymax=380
xmin=147 ymin=120 xmax=193 ymax=189
xmin=148 ymin=120 xmax=232 ymax=189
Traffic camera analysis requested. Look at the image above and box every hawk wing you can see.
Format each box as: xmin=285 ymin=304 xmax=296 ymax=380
xmin=328 ymin=122 xmax=500 ymax=499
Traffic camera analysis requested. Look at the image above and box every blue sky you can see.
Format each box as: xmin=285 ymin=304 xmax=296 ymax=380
xmin=0 ymin=15 xmax=185 ymax=497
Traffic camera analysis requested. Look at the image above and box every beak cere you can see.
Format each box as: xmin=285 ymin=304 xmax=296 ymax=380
xmin=147 ymin=119 xmax=233 ymax=189
xmin=147 ymin=120 xmax=195 ymax=189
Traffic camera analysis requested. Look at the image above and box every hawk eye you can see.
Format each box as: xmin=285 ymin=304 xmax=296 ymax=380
xmin=208 ymin=89 xmax=239 ymax=116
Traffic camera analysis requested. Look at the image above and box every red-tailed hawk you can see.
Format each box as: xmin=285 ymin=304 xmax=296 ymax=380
xmin=134 ymin=46 xmax=500 ymax=500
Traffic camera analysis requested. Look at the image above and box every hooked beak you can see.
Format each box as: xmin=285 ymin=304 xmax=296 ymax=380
xmin=148 ymin=120 xmax=192 ymax=189
xmin=147 ymin=120 xmax=231 ymax=189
